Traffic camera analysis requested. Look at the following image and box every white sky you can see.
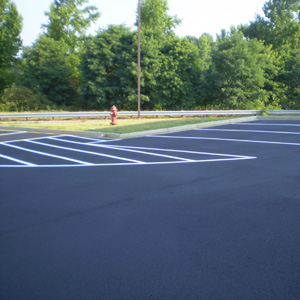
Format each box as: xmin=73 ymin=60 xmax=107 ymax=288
xmin=13 ymin=0 xmax=267 ymax=47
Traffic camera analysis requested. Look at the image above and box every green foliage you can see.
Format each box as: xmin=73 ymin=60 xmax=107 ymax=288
xmin=240 ymin=0 xmax=300 ymax=110
xmin=0 ymin=86 xmax=53 ymax=111
xmin=8 ymin=0 xmax=300 ymax=111
xmin=241 ymin=0 xmax=300 ymax=51
xmin=81 ymin=23 xmax=203 ymax=111
xmin=81 ymin=26 xmax=136 ymax=110
xmin=0 ymin=0 xmax=22 ymax=93
xmin=20 ymin=35 xmax=78 ymax=106
xmin=263 ymin=0 xmax=300 ymax=50
xmin=153 ymin=37 xmax=202 ymax=109
xmin=81 ymin=0 xmax=201 ymax=111
xmin=42 ymin=0 xmax=100 ymax=96
xmin=140 ymin=0 xmax=181 ymax=37
xmin=197 ymin=34 xmax=214 ymax=71
xmin=203 ymin=29 xmax=281 ymax=110
xmin=280 ymin=50 xmax=300 ymax=109
xmin=136 ymin=29 xmax=163 ymax=109
xmin=43 ymin=0 xmax=100 ymax=52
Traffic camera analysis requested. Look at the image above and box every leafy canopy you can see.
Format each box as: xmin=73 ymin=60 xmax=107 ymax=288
xmin=140 ymin=0 xmax=181 ymax=37
xmin=43 ymin=0 xmax=100 ymax=51
xmin=241 ymin=0 xmax=300 ymax=51
xmin=204 ymin=28 xmax=281 ymax=109
xmin=0 ymin=0 xmax=22 ymax=93
xmin=20 ymin=35 xmax=77 ymax=106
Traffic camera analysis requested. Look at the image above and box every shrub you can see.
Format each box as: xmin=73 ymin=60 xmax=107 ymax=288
xmin=0 ymin=86 xmax=53 ymax=111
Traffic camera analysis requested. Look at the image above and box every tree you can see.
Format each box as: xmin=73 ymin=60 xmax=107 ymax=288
xmin=187 ymin=34 xmax=214 ymax=71
xmin=203 ymin=28 xmax=281 ymax=110
xmin=140 ymin=0 xmax=181 ymax=38
xmin=43 ymin=0 xmax=100 ymax=52
xmin=240 ymin=0 xmax=300 ymax=109
xmin=0 ymin=86 xmax=51 ymax=111
xmin=42 ymin=0 xmax=100 ymax=97
xmin=137 ymin=0 xmax=183 ymax=109
xmin=81 ymin=26 xmax=136 ymax=109
xmin=0 ymin=0 xmax=22 ymax=93
xmin=80 ymin=27 xmax=203 ymax=111
xmin=153 ymin=37 xmax=202 ymax=110
xmin=241 ymin=0 xmax=300 ymax=51
xmin=280 ymin=50 xmax=300 ymax=108
xmin=20 ymin=35 xmax=77 ymax=106
xmin=80 ymin=0 xmax=203 ymax=111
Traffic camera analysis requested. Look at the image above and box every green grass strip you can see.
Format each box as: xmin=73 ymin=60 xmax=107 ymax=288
xmin=0 ymin=117 xmax=232 ymax=134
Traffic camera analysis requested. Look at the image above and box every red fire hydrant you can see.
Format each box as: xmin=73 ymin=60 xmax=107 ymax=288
xmin=110 ymin=105 xmax=118 ymax=125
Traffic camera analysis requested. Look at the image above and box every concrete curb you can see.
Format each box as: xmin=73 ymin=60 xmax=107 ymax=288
xmin=0 ymin=116 xmax=258 ymax=139
xmin=110 ymin=116 xmax=258 ymax=139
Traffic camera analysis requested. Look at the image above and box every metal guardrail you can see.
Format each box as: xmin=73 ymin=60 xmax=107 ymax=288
xmin=0 ymin=110 xmax=299 ymax=120
xmin=0 ymin=110 xmax=261 ymax=119
xmin=268 ymin=110 xmax=300 ymax=115
xmin=131 ymin=110 xmax=261 ymax=116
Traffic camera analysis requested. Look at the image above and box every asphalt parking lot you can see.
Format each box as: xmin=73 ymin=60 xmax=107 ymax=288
xmin=1 ymin=119 xmax=300 ymax=300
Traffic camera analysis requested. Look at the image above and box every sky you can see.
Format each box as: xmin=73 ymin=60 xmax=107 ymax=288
xmin=13 ymin=0 xmax=267 ymax=47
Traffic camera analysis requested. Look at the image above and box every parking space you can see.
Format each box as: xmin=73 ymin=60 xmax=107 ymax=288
xmin=0 ymin=130 xmax=54 ymax=142
xmin=163 ymin=121 xmax=300 ymax=144
xmin=1 ymin=120 xmax=300 ymax=300
xmin=0 ymin=130 xmax=257 ymax=167
xmin=1 ymin=121 xmax=300 ymax=168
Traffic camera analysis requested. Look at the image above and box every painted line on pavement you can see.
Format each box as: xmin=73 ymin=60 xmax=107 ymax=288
xmin=0 ymin=153 xmax=36 ymax=166
xmin=0 ymin=131 xmax=27 ymax=136
xmin=0 ymin=155 xmax=256 ymax=168
xmin=0 ymin=134 xmax=64 ymax=145
xmin=87 ymin=139 xmax=120 ymax=144
xmin=2 ymin=143 xmax=93 ymax=165
xmin=49 ymin=139 xmax=194 ymax=162
xmin=0 ymin=136 xmax=257 ymax=168
xmin=234 ymin=123 xmax=300 ymax=127
xmin=103 ymin=145 xmax=256 ymax=160
xmin=195 ymin=129 xmax=300 ymax=135
xmin=100 ymin=145 xmax=194 ymax=162
xmin=49 ymin=137 xmax=112 ymax=146
xmin=148 ymin=135 xmax=300 ymax=146
xmin=54 ymin=135 xmax=110 ymax=144
xmin=27 ymin=140 xmax=144 ymax=164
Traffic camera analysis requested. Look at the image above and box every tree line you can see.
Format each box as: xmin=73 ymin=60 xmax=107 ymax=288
xmin=0 ymin=0 xmax=299 ymax=111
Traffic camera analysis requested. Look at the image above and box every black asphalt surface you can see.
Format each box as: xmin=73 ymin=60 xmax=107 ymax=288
xmin=1 ymin=120 xmax=300 ymax=300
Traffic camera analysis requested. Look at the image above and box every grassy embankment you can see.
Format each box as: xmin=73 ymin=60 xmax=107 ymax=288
xmin=0 ymin=116 xmax=234 ymax=134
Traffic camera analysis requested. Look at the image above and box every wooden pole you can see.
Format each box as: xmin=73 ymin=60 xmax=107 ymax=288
xmin=137 ymin=0 xmax=141 ymax=119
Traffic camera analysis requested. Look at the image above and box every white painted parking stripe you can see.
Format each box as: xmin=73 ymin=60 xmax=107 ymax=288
xmin=234 ymin=123 xmax=300 ymax=127
xmin=0 ymin=133 xmax=260 ymax=168
xmin=195 ymin=129 xmax=300 ymax=135
xmin=27 ymin=140 xmax=144 ymax=164
xmin=51 ymin=136 xmax=119 ymax=144
xmin=0 ymin=134 xmax=64 ymax=145
xmin=0 ymin=131 xmax=27 ymax=136
xmin=66 ymin=135 xmax=100 ymax=141
xmin=0 ymin=155 xmax=256 ymax=168
xmin=149 ymin=135 xmax=300 ymax=146
xmin=48 ymin=137 xmax=108 ymax=146
xmin=140 ymin=156 xmax=257 ymax=164
xmin=101 ymin=145 xmax=194 ymax=162
xmin=87 ymin=139 xmax=120 ymax=144
xmin=55 ymin=135 xmax=103 ymax=143
xmin=103 ymin=145 xmax=256 ymax=159
xmin=0 ymin=153 xmax=36 ymax=166
xmin=49 ymin=137 xmax=94 ymax=145
xmin=3 ymin=143 xmax=93 ymax=165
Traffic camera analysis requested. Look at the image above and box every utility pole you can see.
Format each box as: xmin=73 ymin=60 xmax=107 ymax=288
xmin=137 ymin=0 xmax=141 ymax=119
